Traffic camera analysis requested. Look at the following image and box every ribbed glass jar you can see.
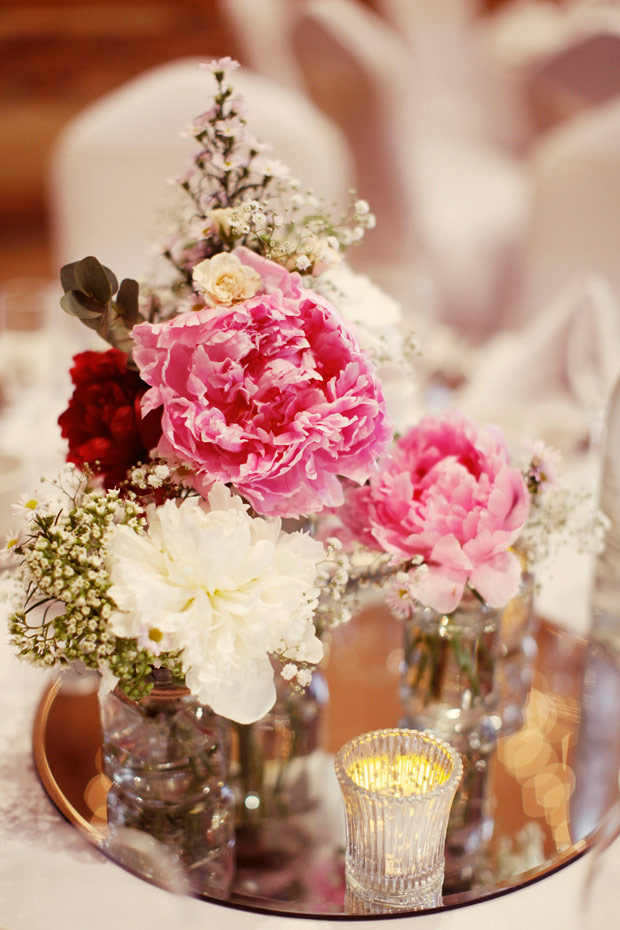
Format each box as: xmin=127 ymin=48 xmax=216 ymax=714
xmin=100 ymin=674 xmax=235 ymax=897
xmin=334 ymin=728 xmax=462 ymax=909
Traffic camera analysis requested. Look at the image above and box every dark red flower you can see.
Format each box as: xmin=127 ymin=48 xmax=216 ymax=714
xmin=58 ymin=348 xmax=162 ymax=488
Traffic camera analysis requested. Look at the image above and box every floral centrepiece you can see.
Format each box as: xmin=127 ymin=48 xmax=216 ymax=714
xmin=2 ymin=59 xmax=403 ymax=720
xmin=329 ymin=412 xmax=529 ymax=753
xmin=0 ymin=58 xmax=415 ymax=892
xmin=324 ymin=411 xmax=608 ymax=747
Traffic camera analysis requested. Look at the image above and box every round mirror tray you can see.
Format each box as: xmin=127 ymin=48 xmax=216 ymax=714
xmin=33 ymin=605 xmax=620 ymax=919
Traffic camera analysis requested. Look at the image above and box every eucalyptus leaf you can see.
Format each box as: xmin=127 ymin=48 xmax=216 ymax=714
xmin=115 ymin=278 xmax=141 ymax=326
xmin=60 ymin=255 xmax=142 ymax=357
xmin=60 ymin=261 xmax=79 ymax=293
xmin=73 ymin=256 xmax=117 ymax=304
xmin=60 ymin=291 xmax=105 ymax=321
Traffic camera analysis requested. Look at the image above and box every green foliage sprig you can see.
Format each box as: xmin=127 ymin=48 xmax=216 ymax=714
xmin=60 ymin=256 xmax=144 ymax=360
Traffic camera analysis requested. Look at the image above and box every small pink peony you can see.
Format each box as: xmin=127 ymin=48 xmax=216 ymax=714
xmin=132 ymin=251 xmax=392 ymax=518
xmin=340 ymin=412 xmax=530 ymax=612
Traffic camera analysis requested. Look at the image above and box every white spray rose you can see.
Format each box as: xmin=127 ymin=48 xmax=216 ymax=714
xmin=192 ymin=252 xmax=261 ymax=307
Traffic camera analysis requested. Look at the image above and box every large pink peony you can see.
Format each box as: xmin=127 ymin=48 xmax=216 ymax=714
xmin=132 ymin=249 xmax=392 ymax=518
xmin=341 ymin=412 xmax=530 ymax=612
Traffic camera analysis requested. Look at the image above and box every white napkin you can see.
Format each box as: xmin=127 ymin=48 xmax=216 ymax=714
xmin=456 ymin=274 xmax=620 ymax=455
xmin=410 ymin=136 xmax=529 ymax=341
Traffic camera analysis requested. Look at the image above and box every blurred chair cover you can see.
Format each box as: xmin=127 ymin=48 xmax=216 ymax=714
xmin=293 ymin=0 xmax=528 ymax=340
xmin=457 ymin=274 xmax=620 ymax=454
xmin=378 ymin=0 xmax=490 ymax=144
xmin=50 ymin=58 xmax=354 ymax=282
xmin=410 ymin=135 xmax=529 ymax=341
xmin=292 ymin=0 xmax=418 ymax=295
xmin=219 ymin=0 xmax=305 ymax=90
xmin=525 ymin=96 xmax=620 ymax=318
xmin=478 ymin=1 xmax=620 ymax=150
xmin=530 ymin=29 xmax=620 ymax=132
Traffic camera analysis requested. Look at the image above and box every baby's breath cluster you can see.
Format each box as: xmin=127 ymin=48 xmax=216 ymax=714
xmin=126 ymin=460 xmax=172 ymax=491
xmin=124 ymin=459 xmax=198 ymax=500
xmin=276 ymin=658 xmax=314 ymax=692
xmin=517 ymin=485 xmax=609 ymax=573
xmin=155 ymin=58 xmax=375 ymax=310
xmin=4 ymin=469 xmax=182 ymax=699
xmin=516 ymin=441 xmax=609 ymax=577
xmin=313 ymin=537 xmax=355 ymax=638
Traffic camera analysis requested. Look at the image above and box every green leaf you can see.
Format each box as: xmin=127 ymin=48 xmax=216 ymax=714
xmin=73 ymin=256 xmax=117 ymax=303
xmin=60 ymin=261 xmax=79 ymax=292
xmin=115 ymin=278 xmax=141 ymax=326
xmin=60 ymin=291 xmax=105 ymax=322
xmin=61 ymin=257 xmax=119 ymax=302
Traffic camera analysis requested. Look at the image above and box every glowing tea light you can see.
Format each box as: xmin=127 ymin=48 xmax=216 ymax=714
xmin=347 ymin=753 xmax=450 ymax=797
xmin=335 ymin=728 xmax=462 ymax=911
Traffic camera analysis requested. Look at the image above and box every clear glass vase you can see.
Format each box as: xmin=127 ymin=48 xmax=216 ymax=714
xmin=397 ymin=583 xmax=535 ymax=888
xmin=232 ymin=669 xmax=329 ymax=822
xmin=442 ymin=743 xmax=495 ymax=890
xmin=497 ymin=571 xmax=537 ymax=736
xmin=99 ymin=674 xmax=235 ymax=897
xmin=399 ymin=592 xmax=502 ymax=752
xmin=230 ymin=668 xmax=329 ymax=892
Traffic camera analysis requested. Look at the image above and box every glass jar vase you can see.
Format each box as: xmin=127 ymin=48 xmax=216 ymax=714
xmin=497 ymin=571 xmax=537 ymax=736
xmin=99 ymin=673 xmax=235 ymax=897
xmin=233 ymin=668 xmax=329 ymax=821
xmin=397 ymin=582 xmax=535 ymax=888
xmin=230 ymin=668 xmax=330 ymax=893
xmin=399 ymin=592 xmax=502 ymax=752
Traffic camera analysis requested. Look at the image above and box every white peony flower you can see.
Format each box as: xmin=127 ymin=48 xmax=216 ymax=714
xmin=105 ymin=484 xmax=324 ymax=724
xmin=192 ymin=252 xmax=261 ymax=307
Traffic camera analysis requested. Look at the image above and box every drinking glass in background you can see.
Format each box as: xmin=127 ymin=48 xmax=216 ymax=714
xmin=0 ymin=277 xmax=59 ymax=403
xmin=0 ymin=277 xmax=75 ymax=509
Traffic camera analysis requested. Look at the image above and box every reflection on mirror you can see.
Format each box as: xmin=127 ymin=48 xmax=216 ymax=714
xmin=33 ymin=609 xmax=620 ymax=918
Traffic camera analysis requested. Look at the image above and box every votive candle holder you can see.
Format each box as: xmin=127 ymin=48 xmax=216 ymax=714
xmin=335 ymin=728 xmax=463 ymax=910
